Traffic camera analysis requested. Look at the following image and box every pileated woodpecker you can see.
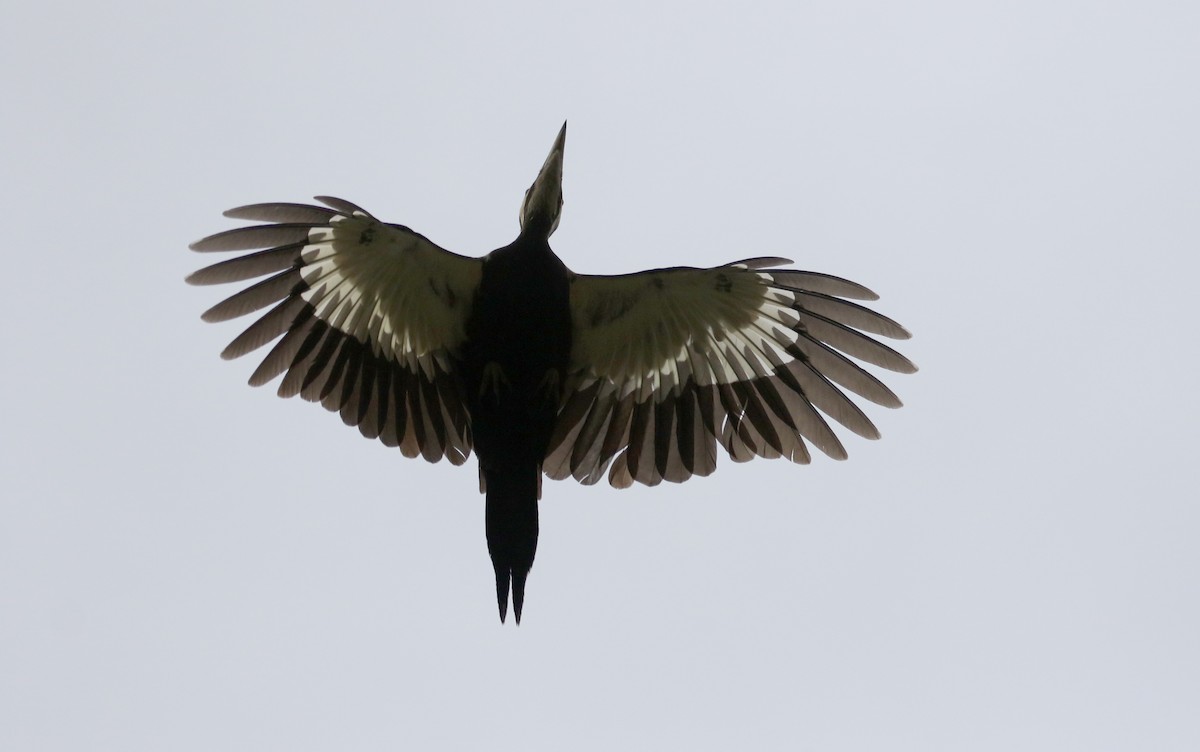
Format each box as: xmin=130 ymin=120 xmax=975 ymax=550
xmin=188 ymin=123 xmax=916 ymax=623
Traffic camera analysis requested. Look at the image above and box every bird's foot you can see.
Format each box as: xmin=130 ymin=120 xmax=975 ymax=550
xmin=479 ymin=361 xmax=510 ymax=401
xmin=537 ymin=369 xmax=562 ymax=407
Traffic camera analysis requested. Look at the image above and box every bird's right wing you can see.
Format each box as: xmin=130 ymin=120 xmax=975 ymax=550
xmin=188 ymin=197 xmax=482 ymax=465
xmin=546 ymin=257 xmax=916 ymax=488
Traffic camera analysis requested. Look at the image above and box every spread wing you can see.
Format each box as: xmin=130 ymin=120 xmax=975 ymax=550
xmin=188 ymin=197 xmax=481 ymax=465
xmin=545 ymin=257 xmax=916 ymax=488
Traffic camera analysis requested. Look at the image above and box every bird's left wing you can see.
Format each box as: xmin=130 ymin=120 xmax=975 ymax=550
xmin=188 ymin=197 xmax=482 ymax=465
xmin=545 ymin=258 xmax=916 ymax=488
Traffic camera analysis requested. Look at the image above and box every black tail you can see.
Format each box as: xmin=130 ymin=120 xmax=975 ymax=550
xmin=484 ymin=462 xmax=540 ymax=624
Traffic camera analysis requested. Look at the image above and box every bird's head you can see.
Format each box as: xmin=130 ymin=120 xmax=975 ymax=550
xmin=518 ymin=121 xmax=566 ymax=238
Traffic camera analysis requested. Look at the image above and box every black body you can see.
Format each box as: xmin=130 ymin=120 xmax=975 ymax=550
xmin=462 ymin=233 xmax=573 ymax=623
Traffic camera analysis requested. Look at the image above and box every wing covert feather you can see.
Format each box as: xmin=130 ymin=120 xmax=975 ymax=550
xmin=550 ymin=259 xmax=914 ymax=487
xmin=190 ymin=198 xmax=480 ymax=464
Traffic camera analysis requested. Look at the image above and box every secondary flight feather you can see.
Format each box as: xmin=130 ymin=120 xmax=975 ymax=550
xmin=188 ymin=123 xmax=916 ymax=622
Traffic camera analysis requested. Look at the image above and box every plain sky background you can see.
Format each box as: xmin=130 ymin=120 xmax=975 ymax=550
xmin=2 ymin=1 xmax=1197 ymax=749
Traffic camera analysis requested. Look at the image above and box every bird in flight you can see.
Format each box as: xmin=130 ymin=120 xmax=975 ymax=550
xmin=187 ymin=123 xmax=916 ymax=623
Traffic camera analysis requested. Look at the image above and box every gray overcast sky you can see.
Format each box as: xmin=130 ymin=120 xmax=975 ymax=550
xmin=2 ymin=1 xmax=1197 ymax=749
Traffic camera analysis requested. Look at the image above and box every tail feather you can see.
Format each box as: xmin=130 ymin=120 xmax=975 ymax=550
xmin=511 ymin=569 xmax=529 ymax=624
xmin=494 ymin=565 xmax=510 ymax=623
xmin=485 ymin=462 xmax=540 ymax=624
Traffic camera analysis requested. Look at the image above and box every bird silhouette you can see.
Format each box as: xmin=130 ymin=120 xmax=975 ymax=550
xmin=187 ymin=123 xmax=916 ymax=623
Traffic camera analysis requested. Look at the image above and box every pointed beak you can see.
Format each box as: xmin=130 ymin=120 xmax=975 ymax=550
xmin=546 ymin=120 xmax=567 ymax=171
xmin=519 ymin=121 xmax=567 ymax=236
xmin=536 ymin=121 xmax=567 ymax=185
